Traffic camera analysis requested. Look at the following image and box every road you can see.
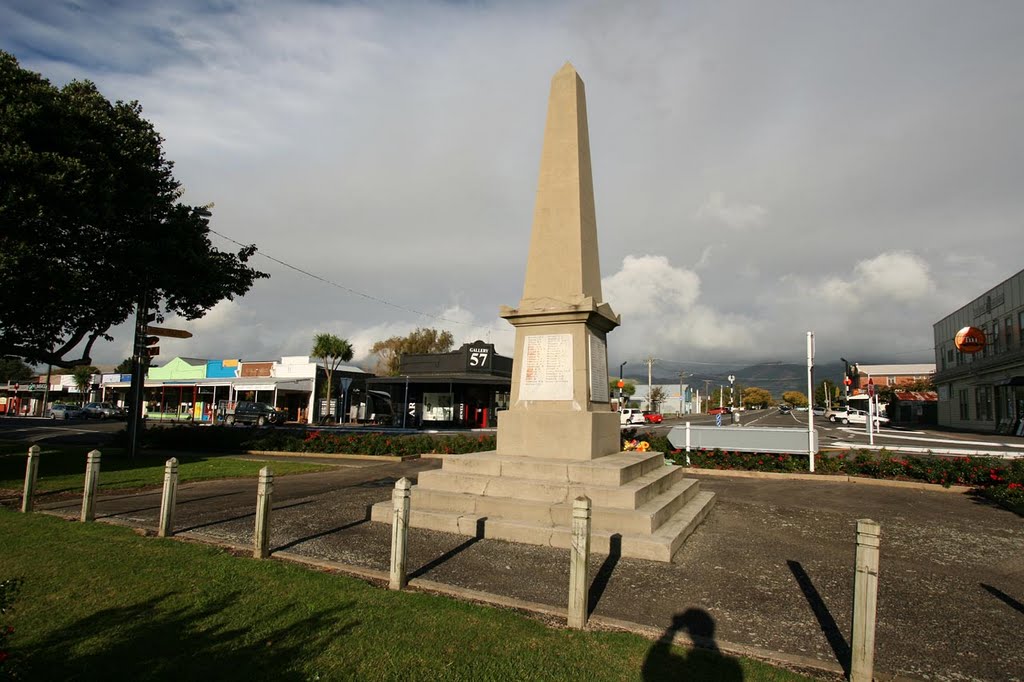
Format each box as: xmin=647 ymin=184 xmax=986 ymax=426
xmin=632 ymin=409 xmax=1024 ymax=458
xmin=4 ymin=410 xmax=1024 ymax=458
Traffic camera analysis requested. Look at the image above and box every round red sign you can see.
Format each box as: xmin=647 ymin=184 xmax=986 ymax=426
xmin=955 ymin=326 xmax=986 ymax=354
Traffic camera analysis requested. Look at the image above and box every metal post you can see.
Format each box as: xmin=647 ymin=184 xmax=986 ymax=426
xmin=158 ymin=457 xmax=179 ymax=537
xmin=389 ymin=477 xmax=412 ymax=590
xmin=567 ymin=496 xmax=592 ymax=630
xmin=850 ymin=519 xmax=881 ymax=682
xmin=81 ymin=449 xmax=101 ymax=522
xmin=21 ymin=444 xmax=40 ymax=513
xmin=807 ymin=332 xmax=815 ymax=473
xmin=253 ymin=466 xmax=273 ymax=559
xmin=684 ymin=422 xmax=691 ymax=466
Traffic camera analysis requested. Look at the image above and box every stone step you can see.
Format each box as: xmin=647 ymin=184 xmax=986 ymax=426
xmin=370 ymin=487 xmax=716 ymax=563
xmin=416 ymin=463 xmax=683 ymax=510
xmin=405 ymin=477 xmax=701 ymax=535
xmin=440 ymin=450 xmax=665 ymax=486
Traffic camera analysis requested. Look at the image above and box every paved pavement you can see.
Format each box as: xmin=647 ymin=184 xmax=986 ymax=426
xmin=5 ymin=454 xmax=1023 ymax=681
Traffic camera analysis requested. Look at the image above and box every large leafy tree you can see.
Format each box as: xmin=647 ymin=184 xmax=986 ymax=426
xmin=370 ymin=328 xmax=454 ymax=376
xmin=0 ymin=356 xmax=34 ymax=383
xmin=781 ymin=390 xmax=808 ymax=407
xmin=742 ymin=386 xmax=774 ymax=408
xmin=0 ymin=52 xmax=267 ymax=368
xmin=311 ymin=333 xmax=353 ymax=420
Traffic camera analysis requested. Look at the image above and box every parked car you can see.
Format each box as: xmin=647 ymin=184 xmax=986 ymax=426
xmin=811 ymin=406 xmax=825 ymax=416
xmin=49 ymin=403 xmax=84 ymax=420
xmin=826 ymin=407 xmax=849 ymax=423
xmin=643 ymin=411 xmax=663 ymax=424
xmin=778 ymin=404 xmax=792 ymax=414
xmin=846 ymin=408 xmax=889 ymax=427
xmin=707 ymin=407 xmax=731 ymax=415
xmin=82 ymin=402 xmax=124 ymax=419
xmin=226 ymin=401 xmax=288 ymax=426
xmin=619 ymin=408 xmax=646 ymax=425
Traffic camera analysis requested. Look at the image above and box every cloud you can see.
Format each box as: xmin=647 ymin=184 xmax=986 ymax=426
xmin=817 ymin=251 xmax=934 ymax=307
xmin=695 ymin=192 xmax=767 ymax=230
xmin=603 ymin=255 xmax=758 ymax=357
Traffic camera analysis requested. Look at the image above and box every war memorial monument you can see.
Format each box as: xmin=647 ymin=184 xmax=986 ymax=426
xmin=373 ymin=64 xmax=715 ymax=561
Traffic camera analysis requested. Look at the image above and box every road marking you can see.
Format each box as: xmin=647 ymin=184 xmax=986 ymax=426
xmin=830 ymin=442 xmax=1022 ymax=459
xmin=836 ymin=429 xmax=1023 ymax=448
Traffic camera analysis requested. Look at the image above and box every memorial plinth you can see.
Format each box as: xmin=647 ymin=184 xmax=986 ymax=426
xmin=372 ymin=63 xmax=714 ymax=562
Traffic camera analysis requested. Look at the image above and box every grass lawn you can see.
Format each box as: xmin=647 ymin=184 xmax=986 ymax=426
xmin=0 ymin=442 xmax=333 ymax=495
xmin=0 ymin=511 xmax=815 ymax=681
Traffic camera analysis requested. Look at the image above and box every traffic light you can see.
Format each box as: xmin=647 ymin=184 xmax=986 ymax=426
xmin=135 ymin=307 xmax=159 ymax=360
xmin=144 ymin=335 xmax=160 ymax=358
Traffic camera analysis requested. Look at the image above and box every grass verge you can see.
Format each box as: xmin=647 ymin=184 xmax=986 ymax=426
xmin=0 ymin=443 xmax=333 ymax=495
xmin=0 ymin=510 xmax=814 ymax=681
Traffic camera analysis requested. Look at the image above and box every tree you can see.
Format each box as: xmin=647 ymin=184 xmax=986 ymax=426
xmin=814 ymin=380 xmax=840 ymax=407
xmin=311 ymin=334 xmax=353 ymax=421
xmin=782 ymin=390 xmax=808 ymax=407
xmin=0 ymin=52 xmax=267 ymax=368
xmin=115 ymin=358 xmax=134 ymax=374
xmin=369 ymin=328 xmax=454 ymax=376
xmin=72 ymin=365 xmax=98 ymax=403
xmin=742 ymin=386 xmax=774 ymax=408
xmin=649 ymin=386 xmax=667 ymax=411
xmin=609 ymin=379 xmax=637 ymax=398
xmin=0 ymin=357 xmax=34 ymax=383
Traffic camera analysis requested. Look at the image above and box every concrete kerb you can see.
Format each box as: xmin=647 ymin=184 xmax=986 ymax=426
xmin=680 ymin=467 xmax=972 ymax=494
xmin=139 ymin=448 xmax=422 ymax=463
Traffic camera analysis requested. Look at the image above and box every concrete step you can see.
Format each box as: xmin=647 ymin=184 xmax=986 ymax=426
xmin=440 ymin=450 xmax=666 ymax=486
xmin=401 ymin=477 xmax=701 ymax=535
xmin=416 ymin=462 xmax=684 ymax=510
xmin=370 ymin=483 xmax=716 ymax=562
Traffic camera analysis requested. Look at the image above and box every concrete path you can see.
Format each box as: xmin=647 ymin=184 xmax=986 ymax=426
xmin=19 ymin=456 xmax=1024 ymax=682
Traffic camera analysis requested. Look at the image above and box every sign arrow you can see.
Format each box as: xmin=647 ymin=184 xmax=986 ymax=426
xmin=145 ymin=326 xmax=193 ymax=339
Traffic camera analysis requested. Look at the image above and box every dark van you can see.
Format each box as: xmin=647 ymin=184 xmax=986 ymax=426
xmin=226 ymin=401 xmax=287 ymax=426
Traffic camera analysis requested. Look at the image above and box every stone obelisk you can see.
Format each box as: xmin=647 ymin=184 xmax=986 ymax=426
xmin=370 ymin=64 xmax=715 ymax=562
xmin=497 ymin=62 xmax=621 ymax=460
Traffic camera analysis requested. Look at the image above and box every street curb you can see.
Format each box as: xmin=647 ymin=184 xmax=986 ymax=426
xmin=681 ymin=467 xmax=972 ymax=493
xmin=244 ymin=450 xmax=421 ymax=462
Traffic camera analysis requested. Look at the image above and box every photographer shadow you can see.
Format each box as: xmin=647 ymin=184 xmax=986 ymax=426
xmin=641 ymin=608 xmax=743 ymax=681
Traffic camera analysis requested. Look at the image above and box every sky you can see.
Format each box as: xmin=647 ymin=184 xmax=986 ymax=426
xmin=3 ymin=0 xmax=1023 ymax=377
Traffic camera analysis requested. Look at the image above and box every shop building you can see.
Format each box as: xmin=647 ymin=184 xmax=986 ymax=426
xmin=932 ymin=268 xmax=1024 ymax=434
xmin=366 ymin=341 xmax=512 ymax=429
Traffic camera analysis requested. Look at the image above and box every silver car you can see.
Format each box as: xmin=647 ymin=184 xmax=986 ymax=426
xmin=49 ymin=403 xmax=85 ymax=420
xmin=83 ymin=402 xmax=123 ymax=419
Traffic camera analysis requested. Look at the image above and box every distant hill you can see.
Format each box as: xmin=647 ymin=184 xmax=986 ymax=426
xmin=626 ymin=362 xmax=848 ymax=399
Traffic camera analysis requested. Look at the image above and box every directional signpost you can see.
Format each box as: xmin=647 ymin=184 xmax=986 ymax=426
xmin=146 ymin=326 xmax=193 ymax=339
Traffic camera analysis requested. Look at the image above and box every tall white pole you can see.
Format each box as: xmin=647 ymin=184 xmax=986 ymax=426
xmin=807 ymin=331 xmax=815 ymax=473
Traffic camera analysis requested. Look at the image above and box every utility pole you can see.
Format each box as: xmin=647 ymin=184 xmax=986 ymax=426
xmin=678 ymin=371 xmax=685 ymax=415
xmin=644 ymin=357 xmax=657 ymax=411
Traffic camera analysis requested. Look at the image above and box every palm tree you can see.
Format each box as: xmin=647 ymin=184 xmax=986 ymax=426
xmin=311 ymin=334 xmax=354 ymax=422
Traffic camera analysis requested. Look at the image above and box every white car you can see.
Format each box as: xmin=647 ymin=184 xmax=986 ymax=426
xmin=49 ymin=403 xmax=84 ymax=420
xmin=619 ymin=408 xmax=646 ymax=425
xmin=845 ymin=408 xmax=889 ymax=427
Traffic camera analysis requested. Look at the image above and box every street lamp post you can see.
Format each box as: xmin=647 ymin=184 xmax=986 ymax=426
xmin=728 ymin=374 xmax=737 ymax=424
xmin=619 ymin=361 xmax=627 ymax=407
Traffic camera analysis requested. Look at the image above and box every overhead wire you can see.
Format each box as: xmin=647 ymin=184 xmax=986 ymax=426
xmin=208 ymin=228 xmax=513 ymax=336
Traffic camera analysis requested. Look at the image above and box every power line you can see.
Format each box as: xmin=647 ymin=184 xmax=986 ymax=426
xmin=208 ymin=228 xmax=513 ymax=336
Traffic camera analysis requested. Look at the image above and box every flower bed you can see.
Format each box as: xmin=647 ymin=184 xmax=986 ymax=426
xmin=618 ymin=428 xmax=1024 ymax=515
xmin=125 ymin=425 xmax=497 ymax=458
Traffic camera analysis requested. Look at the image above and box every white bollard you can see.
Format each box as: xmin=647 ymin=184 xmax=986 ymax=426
xmin=389 ymin=477 xmax=413 ymax=590
xmin=81 ymin=450 xmax=101 ymax=522
xmin=850 ymin=519 xmax=881 ymax=682
xmin=567 ymin=496 xmax=592 ymax=630
xmin=21 ymin=445 xmax=40 ymax=513
xmin=253 ymin=466 xmax=274 ymax=559
xmin=157 ymin=457 xmax=179 ymax=538
xmin=684 ymin=421 xmax=691 ymax=466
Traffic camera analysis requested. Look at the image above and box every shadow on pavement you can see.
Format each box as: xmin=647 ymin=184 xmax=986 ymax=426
xmin=787 ymin=559 xmax=850 ymax=676
xmin=640 ymin=608 xmax=743 ymax=681
xmin=588 ymin=533 xmax=621 ymax=615
xmin=409 ymin=517 xmax=486 ymax=580
xmin=176 ymin=499 xmax=314 ymax=533
xmin=980 ymin=583 xmax=1024 ymax=615
xmin=272 ymin=505 xmax=373 ymax=553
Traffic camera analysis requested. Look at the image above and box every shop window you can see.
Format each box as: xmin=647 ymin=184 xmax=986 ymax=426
xmin=991 ymin=321 xmax=1001 ymax=354
xmin=1005 ymin=316 xmax=1013 ymax=349
xmin=975 ymin=387 xmax=992 ymax=421
xmin=959 ymin=389 xmax=969 ymax=420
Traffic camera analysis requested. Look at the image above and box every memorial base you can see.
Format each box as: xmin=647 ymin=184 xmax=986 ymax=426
xmin=496 ymin=410 xmax=620 ymax=460
xmin=371 ymin=450 xmax=716 ymax=563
